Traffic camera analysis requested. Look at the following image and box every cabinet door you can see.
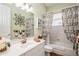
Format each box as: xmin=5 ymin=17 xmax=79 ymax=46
xmin=23 ymin=43 xmax=45 ymax=56
xmin=0 ymin=4 xmax=11 ymax=39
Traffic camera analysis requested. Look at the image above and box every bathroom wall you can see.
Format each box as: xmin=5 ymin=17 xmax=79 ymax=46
xmin=46 ymin=3 xmax=77 ymax=13
xmin=1 ymin=3 xmax=46 ymax=39
xmin=31 ymin=3 xmax=46 ymax=36
xmin=2 ymin=4 xmax=29 ymax=39
xmin=11 ymin=4 xmax=27 ymax=39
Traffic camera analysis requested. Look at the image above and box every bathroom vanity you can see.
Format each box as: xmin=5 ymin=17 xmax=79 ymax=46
xmin=0 ymin=38 xmax=45 ymax=56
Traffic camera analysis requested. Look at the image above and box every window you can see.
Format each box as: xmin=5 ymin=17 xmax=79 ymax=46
xmin=52 ymin=12 xmax=62 ymax=26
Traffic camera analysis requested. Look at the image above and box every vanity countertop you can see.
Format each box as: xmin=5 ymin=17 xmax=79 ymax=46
xmin=0 ymin=38 xmax=45 ymax=56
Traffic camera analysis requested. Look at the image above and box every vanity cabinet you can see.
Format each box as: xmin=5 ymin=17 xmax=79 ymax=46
xmin=0 ymin=38 xmax=45 ymax=56
xmin=21 ymin=42 xmax=45 ymax=56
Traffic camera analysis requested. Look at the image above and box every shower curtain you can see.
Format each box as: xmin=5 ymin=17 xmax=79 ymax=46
xmin=62 ymin=6 xmax=79 ymax=55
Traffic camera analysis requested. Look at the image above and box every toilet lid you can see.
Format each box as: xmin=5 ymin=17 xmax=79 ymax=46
xmin=44 ymin=45 xmax=53 ymax=52
xmin=44 ymin=45 xmax=53 ymax=49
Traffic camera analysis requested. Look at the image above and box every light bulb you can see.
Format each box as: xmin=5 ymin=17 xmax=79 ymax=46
xmin=27 ymin=6 xmax=33 ymax=12
xmin=15 ymin=3 xmax=33 ymax=12
xmin=16 ymin=3 xmax=23 ymax=7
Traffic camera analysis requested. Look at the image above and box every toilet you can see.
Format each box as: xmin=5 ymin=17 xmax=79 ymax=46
xmin=44 ymin=44 xmax=53 ymax=52
xmin=44 ymin=44 xmax=65 ymax=56
xmin=44 ymin=44 xmax=53 ymax=56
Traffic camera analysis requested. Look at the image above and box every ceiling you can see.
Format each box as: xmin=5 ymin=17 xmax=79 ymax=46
xmin=4 ymin=3 xmax=78 ymax=9
xmin=44 ymin=3 xmax=77 ymax=8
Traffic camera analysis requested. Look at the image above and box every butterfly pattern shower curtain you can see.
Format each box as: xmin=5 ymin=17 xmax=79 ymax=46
xmin=62 ymin=6 xmax=78 ymax=49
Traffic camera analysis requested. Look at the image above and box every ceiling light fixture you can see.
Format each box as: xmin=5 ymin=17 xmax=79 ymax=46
xmin=15 ymin=3 xmax=33 ymax=12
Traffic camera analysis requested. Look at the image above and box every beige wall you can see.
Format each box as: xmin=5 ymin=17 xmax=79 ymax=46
xmin=31 ymin=3 xmax=46 ymax=36
xmin=2 ymin=3 xmax=46 ymax=39
xmin=47 ymin=3 xmax=77 ymax=13
xmin=1 ymin=3 xmax=77 ymax=43
xmin=3 ymin=4 xmax=30 ymax=39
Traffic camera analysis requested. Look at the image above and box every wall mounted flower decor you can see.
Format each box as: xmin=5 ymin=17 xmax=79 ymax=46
xmin=13 ymin=13 xmax=25 ymax=27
